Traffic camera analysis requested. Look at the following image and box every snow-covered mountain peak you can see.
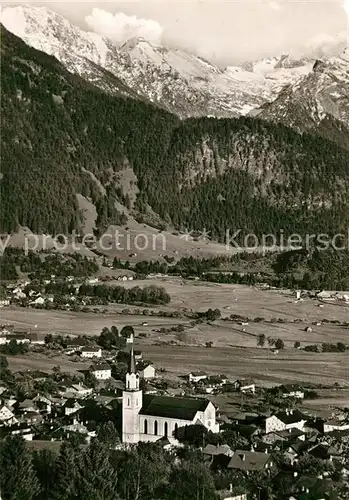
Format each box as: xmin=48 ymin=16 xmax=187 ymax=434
xmin=0 ymin=4 xmax=334 ymax=120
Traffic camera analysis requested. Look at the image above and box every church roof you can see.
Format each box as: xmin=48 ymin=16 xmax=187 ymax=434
xmin=140 ymin=394 xmax=210 ymax=420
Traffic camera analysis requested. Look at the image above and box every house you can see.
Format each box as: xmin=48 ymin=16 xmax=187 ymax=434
xmin=188 ymin=371 xmax=207 ymax=383
xmin=281 ymin=386 xmax=305 ymax=399
xmin=30 ymin=296 xmax=45 ymax=306
xmin=322 ymin=416 xmax=349 ymax=433
xmin=0 ymin=405 xmax=17 ymax=426
xmin=33 ymin=395 xmax=52 ymax=413
xmin=87 ymin=278 xmax=99 ymax=284
xmin=283 ymin=441 xmax=308 ymax=464
xmin=265 ymin=409 xmax=307 ymax=434
xmin=58 ymin=383 xmax=92 ymax=397
xmin=18 ymin=399 xmax=38 ymax=413
xmin=203 ymin=444 xmax=234 ymax=458
xmin=233 ymin=379 xmax=256 ymax=394
xmin=90 ymin=362 xmax=111 ymax=380
xmin=218 ymin=493 xmax=247 ymax=500
xmin=138 ymin=363 xmax=156 ymax=380
xmin=63 ymin=421 xmax=96 ymax=442
xmin=316 ymin=290 xmax=332 ymax=300
xmin=308 ymin=443 xmax=342 ymax=462
xmin=134 ymin=350 xmax=143 ymax=361
xmin=27 ymin=334 xmax=45 ymax=346
xmin=9 ymin=423 xmax=33 ymax=441
xmin=5 ymin=333 xmax=30 ymax=344
xmin=227 ymin=450 xmax=272 ymax=472
xmin=80 ymin=346 xmax=102 ymax=358
xmin=122 ymin=346 xmax=219 ymax=443
xmin=64 ymin=399 xmax=83 ymax=416
xmin=204 ymin=375 xmax=229 ymax=393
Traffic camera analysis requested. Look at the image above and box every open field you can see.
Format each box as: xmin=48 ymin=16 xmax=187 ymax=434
xmin=7 ymin=352 xmax=87 ymax=374
xmin=182 ymin=320 xmax=349 ymax=348
xmin=0 ymin=307 xmax=189 ymax=338
xmin=110 ymin=278 xmax=349 ymax=321
xmin=140 ymin=344 xmax=349 ymax=388
xmin=2 ymin=281 xmax=348 ymax=394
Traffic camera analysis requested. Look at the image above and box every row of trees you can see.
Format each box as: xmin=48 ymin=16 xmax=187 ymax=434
xmin=78 ymin=283 xmax=170 ymax=305
xmin=0 ymin=249 xmax=99 ymax=281
xmin=0 ymin=435 xmax=221 ymax=500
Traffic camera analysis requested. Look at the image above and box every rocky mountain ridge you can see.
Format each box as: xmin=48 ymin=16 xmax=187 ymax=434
xmin=1 ymin=5 xmax=315 ymax=118
xmin=2 ymin=26 xmax=349 ymax=241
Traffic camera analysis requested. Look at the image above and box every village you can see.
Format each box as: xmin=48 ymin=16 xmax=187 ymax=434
xmin=0 ymin=249 xmax=349 ymax=499
xmin=1 ymin=320 xmax=349 ymax=500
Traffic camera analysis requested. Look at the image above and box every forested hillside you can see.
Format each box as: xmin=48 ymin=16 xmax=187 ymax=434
xmin=2 ymin=26 xmax=349 ymax=240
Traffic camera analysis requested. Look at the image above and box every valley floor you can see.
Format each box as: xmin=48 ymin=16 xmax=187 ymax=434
xmin=2 ymin=281 xmax=348 ymax=404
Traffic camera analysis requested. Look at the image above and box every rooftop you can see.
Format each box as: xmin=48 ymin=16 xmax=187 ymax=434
xmin=90 ymin=362 xmax=110 ymax=371
xmin=228 ymin=450 xmax=271 ymax=471
xmin=81 ymin=346 xmax=101 ymax=353
xmin=275 ymin=409 xmax=305 ymax=425
xmin=140 ymin=395 xmax=210 ymax=420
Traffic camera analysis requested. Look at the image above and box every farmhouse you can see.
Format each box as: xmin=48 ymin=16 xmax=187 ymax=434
xmin=122 ymin=347 xmax=219 ymax=443
xmin=81 ymin=347 xmax=102 ymax=358
xmin=233 ymin=379 xmax=256 ymax=394
xmin=138 ymin=363 xmax=156 ymax=380
xmin=322 ymin=416 xmax=349 ymax=434
xmin=281 ymin=386 xmax=305 ymax=399
xmin=265 ymin=409 xmax=306 ymax=434
xmin=90 ymin=362 xmax=111 ymax=380
xmin=0 ymin=405 xmax=17 ymax=426
xmin=188 ymin=371 xmax=207 ymax=383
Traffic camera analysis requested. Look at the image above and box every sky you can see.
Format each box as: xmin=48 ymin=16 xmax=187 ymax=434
xmin=3 ymin=0 xmax=349 ymax=64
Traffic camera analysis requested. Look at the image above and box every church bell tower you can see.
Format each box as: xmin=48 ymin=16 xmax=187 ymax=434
xmin=122 ymin=345 xmax=142 ymax=443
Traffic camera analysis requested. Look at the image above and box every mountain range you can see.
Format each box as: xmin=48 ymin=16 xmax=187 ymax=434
xmin=0 ymin=8 xmax=335 ymax=114
xmin=1 ymin=23 xmax=349 ymax=243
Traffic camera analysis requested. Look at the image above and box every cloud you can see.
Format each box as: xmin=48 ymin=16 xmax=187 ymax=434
xmin=85 ymin=8 xmax=163 ymax=45
xmin=268 ymin=2 xmax=282 ymax=11
xmin=300 ymin=31 xmax=348 ymax=58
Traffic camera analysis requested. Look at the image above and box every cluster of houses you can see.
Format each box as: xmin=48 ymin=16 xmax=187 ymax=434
xmin=1 ymin=364 xmax=348 ymax=500
xmin=0 ymin=325 xmax=44 ymax=346
xmin=1 ymin=275 xmax=105 ymax=309
xmin=188 ymin=372 xmax=256 ymax=395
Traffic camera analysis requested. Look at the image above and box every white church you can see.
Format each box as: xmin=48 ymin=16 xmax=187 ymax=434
xmin=122 ymin=346 xmax=220 ymax=443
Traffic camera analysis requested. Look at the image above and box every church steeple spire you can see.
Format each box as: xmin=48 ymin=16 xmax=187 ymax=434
xmin=125 ymin=343 xmax=139 ymax=391
xmin=128 ymin=344 xmax=136 ymax=374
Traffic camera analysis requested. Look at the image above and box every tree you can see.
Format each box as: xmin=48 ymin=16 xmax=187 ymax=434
xmin=275 ymin=338 xmax=285 ymax=350
xmin=118 ymin=443 xmax=171 ymax=500
xmin=0 ymin=435 xmax=40 ymax=500
xmin=336 ymin=342 xmax=346 ymax=352
xmin=52 ymin=441 xmax=79 ymax=500
xmin=77 ymin=440 xmax=119 ymax=500
xmin=294 ymin=341 xmax=301 ymax=349
xmin=0 ymin=355 xmax=13 ymax=384
xmin=120 ymin=326 xmax=134 ymax=338
xmin=205 ymin=308 xmax=221 ymax=321
xmin=166 ymin=461 xmax=217 ymax=500
xmin=96 ymin=421 xmax=119 ymax=448
xmin=32 ymin=449 xmax=57 ymax=500
xmin=85 ymin=372 xmax=98 ymax=389
xmin=257 ymin=334 xmax=266 ymax=347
